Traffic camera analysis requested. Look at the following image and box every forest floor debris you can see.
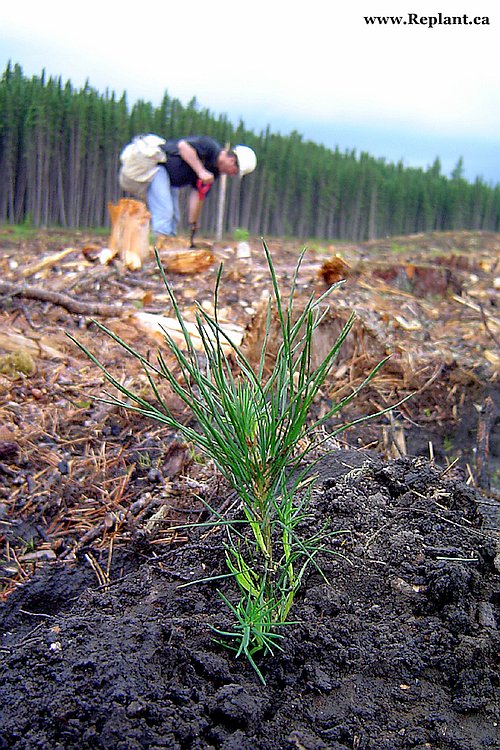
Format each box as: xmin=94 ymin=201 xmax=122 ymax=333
xmin=0 ymin=227 xmax=498 ymax=749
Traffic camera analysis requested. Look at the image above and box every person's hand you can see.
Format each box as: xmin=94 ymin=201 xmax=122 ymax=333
xmin=198 ymin=168 xmax=214 ymax=184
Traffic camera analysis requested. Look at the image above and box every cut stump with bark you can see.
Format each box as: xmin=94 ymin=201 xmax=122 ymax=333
xmin=240 ymin=296 xmax=390 ymax=379
xmin=108 ymin=199 xmax=151 ymax=271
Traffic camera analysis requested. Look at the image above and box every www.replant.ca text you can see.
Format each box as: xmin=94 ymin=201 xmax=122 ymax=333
xmin=364 ymin=13 xmax=490 ymax=29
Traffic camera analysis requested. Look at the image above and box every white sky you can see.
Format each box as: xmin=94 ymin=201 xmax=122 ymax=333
xmin=1 ymin=0 xmax=499 ymax=183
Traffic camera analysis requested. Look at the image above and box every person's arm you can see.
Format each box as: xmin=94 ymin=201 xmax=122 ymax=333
xmin=178 ymin=140 xmax=214 ymax=184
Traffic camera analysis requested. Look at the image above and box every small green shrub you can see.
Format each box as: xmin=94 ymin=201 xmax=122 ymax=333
xmin=390 ymin=243 xmax=407 ymax=254
xmin=233 ymin=227 xmax=250 ymax=242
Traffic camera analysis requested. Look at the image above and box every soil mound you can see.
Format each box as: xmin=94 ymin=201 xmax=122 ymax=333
xmin=1 ymin=453 xmax=498 ymax=750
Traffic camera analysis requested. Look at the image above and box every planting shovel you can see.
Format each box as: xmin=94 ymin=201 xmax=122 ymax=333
xmin=189 ymin=179 xmax=212 ymax=248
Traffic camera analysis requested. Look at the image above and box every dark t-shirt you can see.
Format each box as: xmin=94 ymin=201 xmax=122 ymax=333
xmin=162 ymin=136 xmax=222 ymax=188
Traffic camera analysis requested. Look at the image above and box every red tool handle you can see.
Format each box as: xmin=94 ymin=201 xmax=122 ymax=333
xmin=196 ymin=178 xmax=212 ymax=201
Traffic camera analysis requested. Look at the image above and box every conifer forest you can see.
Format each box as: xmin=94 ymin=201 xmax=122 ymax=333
xmin=1 ymin=62 xmax=500 ymax=239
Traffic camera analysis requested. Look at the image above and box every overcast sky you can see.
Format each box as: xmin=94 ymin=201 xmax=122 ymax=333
xmin=2 ymin=1 xmax=499 ymax=184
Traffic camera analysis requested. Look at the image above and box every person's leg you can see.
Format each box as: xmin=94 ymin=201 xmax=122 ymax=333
xmin=171 ymin=188 xmax=180 ymax=235
xmin=147 ymin=168 xmax=177 ymax=236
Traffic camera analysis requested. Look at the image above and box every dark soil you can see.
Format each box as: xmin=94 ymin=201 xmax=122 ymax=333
xmin=1 ymin=452 xmax=499 ymax=750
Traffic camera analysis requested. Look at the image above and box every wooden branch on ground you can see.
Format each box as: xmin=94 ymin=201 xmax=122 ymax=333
xmin=0 ymin=281 xmax=123 ymax=317
xmin=21 ymin=247 xmax=80 ymax=278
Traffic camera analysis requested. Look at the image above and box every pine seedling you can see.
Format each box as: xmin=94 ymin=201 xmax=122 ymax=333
xmin=69 ymin=241 xmax=392 ymax=682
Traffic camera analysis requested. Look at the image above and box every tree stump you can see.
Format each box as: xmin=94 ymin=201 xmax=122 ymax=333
xmin=108 ymin=199 xmax=151 ymax=271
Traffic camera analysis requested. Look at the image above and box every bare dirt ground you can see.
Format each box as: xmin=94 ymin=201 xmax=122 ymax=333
xmin=0 ymin=227 xmax=499 ymax=749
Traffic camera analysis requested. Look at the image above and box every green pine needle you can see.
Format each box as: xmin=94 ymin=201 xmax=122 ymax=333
xmin=68 ymin=240 xmax=405 ymax=683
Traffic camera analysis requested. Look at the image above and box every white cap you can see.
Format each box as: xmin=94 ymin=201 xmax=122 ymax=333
xmin=233 ymin=145 xmax=257 ymax=176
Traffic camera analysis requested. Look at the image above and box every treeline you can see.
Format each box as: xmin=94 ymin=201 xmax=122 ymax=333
xmin=1 ymin=62 xmax=499 ymax=240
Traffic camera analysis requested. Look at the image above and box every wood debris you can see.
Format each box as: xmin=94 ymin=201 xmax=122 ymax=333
xmin=0 ymin=227 xmax=499 ymax=601
xmin=108 ymin=198 xmax=151 ymax=271
xmin=241 ymin=296 xmax=389 ymax=377
xmin=21 ymin=247 xmax=80 ymax=278
xmin=0 ymin=330 xmax=68 ymax=361
xmin=318 ymin=255 xmax=351 ymax=285
xmin=130 ymin=311 xmax=244 ymax=352
xmin=160 ymin=248 xmax=215 ymax=274
xmin=0 ymin=281 xmax=123 ymax=318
